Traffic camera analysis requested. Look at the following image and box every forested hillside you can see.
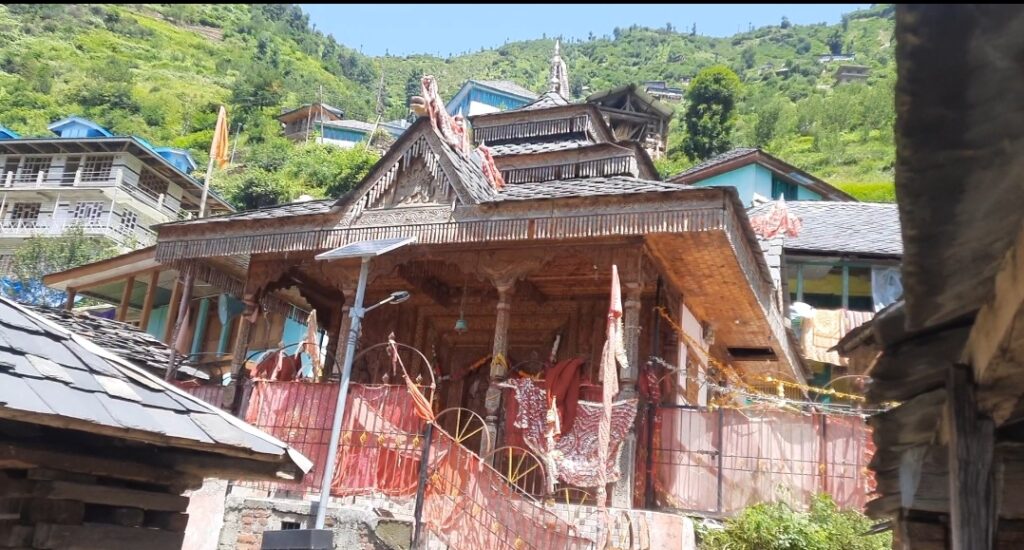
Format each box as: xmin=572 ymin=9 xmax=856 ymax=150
xmin=0 ymin=3 xmax=897 ymax=203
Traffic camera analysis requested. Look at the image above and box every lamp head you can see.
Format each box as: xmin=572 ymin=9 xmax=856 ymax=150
xmin=389 ymin=290 xmax=411 ymax=305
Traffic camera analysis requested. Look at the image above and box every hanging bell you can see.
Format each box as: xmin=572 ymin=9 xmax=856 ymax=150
xmin=454 ymin=317 xmax=469 ymax=333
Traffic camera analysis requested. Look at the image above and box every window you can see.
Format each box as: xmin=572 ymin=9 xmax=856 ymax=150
xmin=787 ymin=260 xmax=879 ymax=313
xmin=62 ymin=155 xmax=82 ymax=185
xmin=72 ymin=201 xmax=104 ymax=224
xmin=19 ymin=157 xmax=51 ymax=181
xmin=80 ymin=156 xmax=113 ymax=183
xmin=118 ymin=209 xmax=138 ymax=235
xmin=138 ymin=168 xmax=169 ymax=199
xmin=3 ymin=157 xmax=21 ymax=181
xmin=10 ymin=202 xmax=41 ymax=227
xmin=770 ymin=175 xmax=798 ymax=201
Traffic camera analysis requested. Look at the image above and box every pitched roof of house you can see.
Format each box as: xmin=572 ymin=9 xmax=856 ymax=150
xmin=748 ymin=200 xmax=903 ymax=257
xmin=474 ymin=80 xmax=539 ymax=100
xmin=157 ymin=198 xmax=337 ymax=227
xmin=486 ymin=139 xmax=594 ymax=156
xmin=517 ymin=91 xmax=571 ymax=111
xmin=321 ymin=119 xmax=377 ymax=133
xmin=277 ymin=103 xmax=345 ymax=121
xmin=24 ymin=306 xmax=208 ymax=381
xmin=0 ymin=297 xmax=311 ymax=479
xmin=668 ymin=148 xmax=855 ymax=202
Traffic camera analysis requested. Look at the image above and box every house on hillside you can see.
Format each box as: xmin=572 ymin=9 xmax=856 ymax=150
xmin=667 ymin=147 xmax=855 ymax=207
xmin=834 ymin=64 xmax=870 ymax=85
xmin=276 ymin=102 xmax=345 ymax=141
xmin=445 ymin=79 xmax=539 ymax=117
xmin=0 ymin=116 xmax=234 ymax=275
xmin=0 ymin=296 xmax=309 ymax=550
xmin=817 ymin=53 xmax=857 ymax=63
xmin=642 ymin=81 xmax=685 ymax=102
xmin=750 ymin=201 xmax=902 ymax=401
xmin=317 ymin=118 xmax=411 ymax=150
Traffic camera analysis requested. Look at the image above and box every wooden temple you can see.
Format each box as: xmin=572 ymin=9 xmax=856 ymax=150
xmin=131 ymin=65 xmax=805 ymax=507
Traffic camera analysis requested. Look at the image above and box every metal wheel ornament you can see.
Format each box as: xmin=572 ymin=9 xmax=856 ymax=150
xmin=548 ymin=486 xmax=594 ymax=507
xmin=484 ymin=445 xmax=548 ymax=500
xmin=434 ymin=407 xmax=492 ymax=456
xmin=351 ymin=339 xmax=437 ymax=406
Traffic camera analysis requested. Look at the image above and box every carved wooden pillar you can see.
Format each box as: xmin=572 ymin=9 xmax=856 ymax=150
xmin=482 ymin=278 xmax=514 ymax=455
xmin=611 ymin=281 xmax=643 ymax=508
xmin=228 ymin=298 xmax=257 ymax=415
xmin=327 ymin=288 xmax=357 ymax=381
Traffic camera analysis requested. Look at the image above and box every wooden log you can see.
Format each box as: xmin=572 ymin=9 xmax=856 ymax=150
xmin=0 ymin=442 xmax=197 ymax=487
xmin=144 ymin=511 xmax=189 ymax=532
xmin=116 ymin=276 xmax=136 ymax=322
xmin=24 ymin=498 xmax=85 ymax=525
xmin=0 ymin=524 xmax=33 ymax=548
xmin=35 ymin=481 xmax=188 ymax=513
xmin=31 ymin=522 xmax=184 ymax=550
xmin=946 ymin=364 xmax=996 ymax=550
xmin=139 ymin=270 xmax=161 ymax=331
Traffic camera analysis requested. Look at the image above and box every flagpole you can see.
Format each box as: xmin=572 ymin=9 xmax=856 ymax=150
xmin=198 ymin=154 xmax=215 ymax=219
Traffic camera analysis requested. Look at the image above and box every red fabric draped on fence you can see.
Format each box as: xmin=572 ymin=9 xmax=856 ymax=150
xmin=654 ymin=407 xmax=874 ymax=514
xmin=241 ymin=381 xmax=593 ymax=550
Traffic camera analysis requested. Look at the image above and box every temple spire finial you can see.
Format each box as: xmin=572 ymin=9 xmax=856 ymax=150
xmin=548 ymin=39 xmax=570 ymax=98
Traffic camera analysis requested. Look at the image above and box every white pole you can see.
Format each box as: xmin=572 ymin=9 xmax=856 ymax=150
xmin=198 ymin=154 xmax=215 ymax=219
xmin=314 ymin=256 xmax=371 ymax=529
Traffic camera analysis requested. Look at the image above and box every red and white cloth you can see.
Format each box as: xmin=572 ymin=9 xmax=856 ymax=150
xmin=750 ymin=197 xmax=803 ymax=239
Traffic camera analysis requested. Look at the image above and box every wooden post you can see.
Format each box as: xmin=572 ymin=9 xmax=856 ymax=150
xmin=482 ymin=278 xmax=514 ymax=455
xmin=612 ymin=281 xmax=643 ymax=508
xmin=946 ymin=364 xmax=996 ymax=550
xmin=189 ymin=297 xmax=211 ymax=358
xmin=64 ymin=288 xmax=77 ymax=312
xmin=116 ymin=276 xmax=135 ymax=322
xmin=139 ymin=270 xmax=160 ymax=332
xmin=324 ymin=288 xmax=356 ymax=381
xmin=163 ymin=276 xmax=184 ymax=343
xmin=229 ymin=306 xmax=255 ymax=416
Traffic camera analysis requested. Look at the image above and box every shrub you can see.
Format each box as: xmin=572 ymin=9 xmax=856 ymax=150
xmin=697 ymin=494 xmax=890 ymax=550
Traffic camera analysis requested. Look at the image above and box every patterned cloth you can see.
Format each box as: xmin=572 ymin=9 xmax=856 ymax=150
xmin=506 ymin=378 xmax=637 ymax=488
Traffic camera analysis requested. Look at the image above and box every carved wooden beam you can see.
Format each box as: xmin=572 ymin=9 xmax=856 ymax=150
xmin=397 ymin=264 xmax=453 ymax=308
xmin=514 ymin=279 xmax=547 ymax=306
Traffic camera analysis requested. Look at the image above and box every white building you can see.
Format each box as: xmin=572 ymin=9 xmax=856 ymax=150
xmin=0 ymin=117 xmax=234 ymax=272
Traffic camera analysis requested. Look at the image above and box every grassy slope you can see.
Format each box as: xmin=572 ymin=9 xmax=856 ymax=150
xmin=0 ymin=4 xmax=896 ymax=201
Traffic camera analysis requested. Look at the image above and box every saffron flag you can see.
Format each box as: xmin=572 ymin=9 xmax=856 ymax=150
xmin=210 ymin=106 xmax=230 ymax=169
xmin=597 ymin=264 xmax=627 ymax=510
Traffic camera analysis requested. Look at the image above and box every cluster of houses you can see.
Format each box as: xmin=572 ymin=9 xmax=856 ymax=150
xmin=0 ymin=39 xmax=906 ymax=550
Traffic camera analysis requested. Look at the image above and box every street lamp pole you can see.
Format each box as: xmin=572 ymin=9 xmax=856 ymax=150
xmin=314 ymin=256 xmax=370 ymax=529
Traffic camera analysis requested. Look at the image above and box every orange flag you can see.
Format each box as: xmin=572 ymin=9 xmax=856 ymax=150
xmin=210 ymin=106 xmax=230 ymax=169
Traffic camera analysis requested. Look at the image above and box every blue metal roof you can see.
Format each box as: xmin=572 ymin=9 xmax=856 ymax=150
xmin=47 ymin=116 xmax=114 ymax=138
xmin=0 ymin=125 xmax=20 ymax=140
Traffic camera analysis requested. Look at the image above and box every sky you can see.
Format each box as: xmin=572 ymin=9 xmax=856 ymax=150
xmin=301 ymin=4 xmax=871 ymax=57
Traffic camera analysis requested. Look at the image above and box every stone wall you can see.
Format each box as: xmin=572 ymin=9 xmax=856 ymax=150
xmin=218 ymin=489 xmax=412 ymax=550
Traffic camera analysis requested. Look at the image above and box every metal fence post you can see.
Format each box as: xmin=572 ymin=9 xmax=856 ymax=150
xmin=716 ymin=407 xmax=724 ymax=514
xmin=411 ymin=420 xmax=434 ymax=549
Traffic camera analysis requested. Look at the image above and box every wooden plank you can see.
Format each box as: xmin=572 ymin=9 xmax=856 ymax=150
xmin=32 ymin=522 xmax=183 ymax=550
xmin=64 ymin=288 xmax=76 ymax=312
xmin=139 ymin=270 xmax=160 ymax=331
xmin=946 ymin=364 xmax=996 ymax=550
xmin=144 ymin=511 xmax=189 ymax=532
xmin=0 ymin=442 xmax=195 ymax=487
xmin=25 ymin=498 xmax=85 ymax=524
xmin=37 ymin=480 xmax=188 ymax=512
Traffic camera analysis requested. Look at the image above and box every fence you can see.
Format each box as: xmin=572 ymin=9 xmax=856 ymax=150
xmin=651 ymin=405 xmax=874 ymax=515
xmin=237 ymin=381 xmax=593 ymax=550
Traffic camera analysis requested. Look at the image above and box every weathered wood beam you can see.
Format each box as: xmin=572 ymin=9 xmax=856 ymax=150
xmin=397 ymin=264 xmax=453 ymax=308
xmin=0 ymin=441 xmax=196 ymax=487
xmin=946 ymin=364 xmax=996 ymax=550
xmin=116 ymin=275 xmax=135 ymax=322
xmin=139 ymin=270 xmax=160 ymax=331
xmin=869 ymin=327 xmax=970 ymax=403
xmin=514 ymin=279 xmax=546 ymax=306
xmin=869 ymin=389 xmax=946 ymax=452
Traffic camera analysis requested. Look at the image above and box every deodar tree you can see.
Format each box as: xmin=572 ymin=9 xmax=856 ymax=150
xmin=682 ymin=65 xmax=742 ymax=161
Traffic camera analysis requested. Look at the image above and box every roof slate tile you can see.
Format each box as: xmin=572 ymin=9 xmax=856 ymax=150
xmin=748 ymin=201 xmax=903 ymax=257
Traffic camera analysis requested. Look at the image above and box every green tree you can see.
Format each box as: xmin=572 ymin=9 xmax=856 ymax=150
xmin=227 ymin=168 xmax=293 ymax=210
xmin=404 ymin=69 xmax=422 ymax=107
xmin=3 ymin=226 xmax=118 ymax=307
xmin=681 ymin=65 xmax=742 ymax=160
xmin=281 ymin=143 xmax=379 ymax=197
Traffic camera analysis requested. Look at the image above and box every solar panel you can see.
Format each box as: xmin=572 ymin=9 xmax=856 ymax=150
xmin=314 ymin=236 xmax=417 ymax=261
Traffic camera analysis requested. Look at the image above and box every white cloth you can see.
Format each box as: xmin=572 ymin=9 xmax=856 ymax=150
xmin=871 ymin=267 xmax=903 ymax=311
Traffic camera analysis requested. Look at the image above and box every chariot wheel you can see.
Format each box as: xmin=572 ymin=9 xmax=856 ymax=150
xmin=434 ymin=407 xmax=492 ymax=456
xmin=484 ymin=445 xmax=547 ymax=500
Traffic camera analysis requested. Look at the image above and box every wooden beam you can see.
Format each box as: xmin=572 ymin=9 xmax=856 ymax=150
xmin=116 ymin=275 xmax=135 ymax=322
xmin=163 ymin=276 xmax=183 ymax=343
xmin=64 ymin=288 xmax=76 ymax=312
xmin=514 ymin=279 xmax=547 ymax=306
xmin=946 ymin=364 xmax=996 ymax=550
xmin=397 ymin=264 xmax=453 ymax=308
xmin=0 ymin=441 xmax=200 ymax=487
xmin=36 ymin=480 xmax=188 ymax=512
xmin=139 ymin=270 xmax=160 ymax=331
xmin=32 ymin=522 xmax=184 ymax=550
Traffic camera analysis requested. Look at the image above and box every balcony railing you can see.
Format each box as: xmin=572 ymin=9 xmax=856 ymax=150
xmin=2 ymin=169 xmax=181 ymax=220
xmin=0 ymin=218 xmax=156 ymax=248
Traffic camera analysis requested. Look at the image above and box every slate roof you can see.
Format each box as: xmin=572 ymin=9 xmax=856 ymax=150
xmin=518 ymin=91 xmax=571 ymax=111
xmin=0 ymin=297 xmax=311 ymax=478
xmin=25 ymin=306 xmax=209 ymax=381
xmin=322 ymin=119 xmax=376 ymax=133
xmin=475 ymin=80 xmax=539 ymax=100
xmin=748 ymin=201 xmax=903 ymax=257
xmin=159 ymin=198 xmax=336 ymax=227
xmin=670 ymin=148 xmax=759 ymax=180
xmin=486 ymin=139 xmax=592 ymax=156
xmin=496 ymin=176 xmax=687 ymax=201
